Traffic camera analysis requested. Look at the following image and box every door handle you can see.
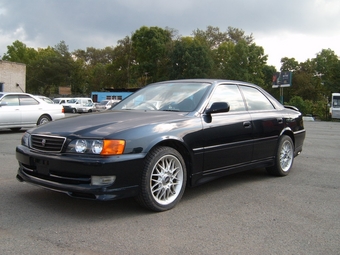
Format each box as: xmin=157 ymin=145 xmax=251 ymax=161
xmin=277 ymin=118 xmax=283 ymax=124
xmin=243 ymin=121 xmax=251 ymax=128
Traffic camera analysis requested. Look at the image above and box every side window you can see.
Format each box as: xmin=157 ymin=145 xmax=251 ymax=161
xmin=1 ymin=95 xmax=19 ymax=106
xmin=240 ymin=86 xmax=274 ymax=111
xmin=209 ymin=85 xmax=246 ymax=112
xmin=19 ymin=95 xmax=39 ymax=106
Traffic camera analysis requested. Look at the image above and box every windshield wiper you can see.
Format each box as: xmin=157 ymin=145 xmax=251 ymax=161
xmin=161 ymin=109 xmax=180 ymax=112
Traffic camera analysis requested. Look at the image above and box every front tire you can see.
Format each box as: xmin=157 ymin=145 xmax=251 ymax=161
xmin=267 ymin=135 xmax=294 ymax=176
xmin=136 ymin=146 xmax=187 ymax=212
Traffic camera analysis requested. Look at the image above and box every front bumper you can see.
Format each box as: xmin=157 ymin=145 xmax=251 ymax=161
xmin=16 ymin=145 xmax=145 ymax=200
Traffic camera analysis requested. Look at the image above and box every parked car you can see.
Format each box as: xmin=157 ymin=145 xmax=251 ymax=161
xmin=61 ymin=98 xmax=94 ymax=113
xmin=16 ymin=79 xmax=305 ymax=211
xmin=36 ymin=96 xmax=55 ymax=104
xmin=0 ymin=92 xmax=65 ymax=131
xmin=53 ymin=98 xmax=74 ymax=112
xmin=53 ymin=98 xmax=73 ymax=105
xmin=95 ymin=99 xmax=120 ymax=111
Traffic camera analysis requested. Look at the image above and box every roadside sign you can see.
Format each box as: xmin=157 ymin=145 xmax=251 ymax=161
xmin=272 ymin=71 xmax=292 ymax=88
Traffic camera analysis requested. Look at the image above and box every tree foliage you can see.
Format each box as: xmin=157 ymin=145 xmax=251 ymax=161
xmin=170 ymin=37 xmax=213 ymax=79
xmin=2 ymin=40 xmax=37 ymax=64
xmin=132 ymin=26 xmax=173 ymax=84
xmin=2 ymin=25 xmax=340 ymax=120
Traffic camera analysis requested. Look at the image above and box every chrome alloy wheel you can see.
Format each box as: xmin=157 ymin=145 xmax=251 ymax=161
xmin=150 ymin=154 xmax=184 ymax=205
xmin=280 ymin=139 xmax=293 ymax=172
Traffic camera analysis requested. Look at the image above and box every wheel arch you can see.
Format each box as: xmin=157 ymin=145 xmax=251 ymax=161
xmin=36 ymin=114 xmax=52 ymax=125
xmin=280 ymin=127 xmax=295 ymax=146
xmin=148 ymin=138 xmax=193 ymax=184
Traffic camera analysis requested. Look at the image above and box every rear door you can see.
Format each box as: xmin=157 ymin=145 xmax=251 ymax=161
xmin=19 ymin=95 xmax=41 ymax=125
xmin=239 ymin=85 xmax=284 ymax=161
xmin=201 ymin=84 xmax=253 ymax=174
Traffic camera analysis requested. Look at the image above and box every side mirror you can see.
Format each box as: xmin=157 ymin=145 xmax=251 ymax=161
xmin=0 ymin=102 xmax=8 ymax=107
xmin=205 ymin=102 xmax=230 ymax=115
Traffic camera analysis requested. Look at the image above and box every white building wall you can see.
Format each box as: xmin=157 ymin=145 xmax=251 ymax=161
xmin=0 ymin=61 xmax=26 ymax=92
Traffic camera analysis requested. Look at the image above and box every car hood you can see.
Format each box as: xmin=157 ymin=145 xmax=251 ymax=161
xmin=28 ymin=110 xmax=192 ymax=138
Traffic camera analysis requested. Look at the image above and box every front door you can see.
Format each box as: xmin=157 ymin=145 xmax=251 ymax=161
xmin=201 ymin=84 xmax=253 ymax=174
xmin=0 ymin=95 xmax=21 ymax=127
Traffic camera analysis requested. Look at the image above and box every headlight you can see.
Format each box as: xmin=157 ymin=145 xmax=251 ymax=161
xmin=75 ymin=139 xmax=88 ymax=153
xmin=67 ymin=139 xmax=125 ymax=155
xmin=21 ymin=132 xmax=31 ymax=147
xmin=91 ymin=140 xmax=103 ymax=154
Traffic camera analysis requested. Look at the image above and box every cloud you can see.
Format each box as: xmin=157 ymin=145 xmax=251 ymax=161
xmin=1 ymin=0 xmax=340 ymax=69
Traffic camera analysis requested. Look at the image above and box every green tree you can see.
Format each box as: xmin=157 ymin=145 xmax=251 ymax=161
xmin=193 ymin=26 xmax=229 ymax=49
xmin=2 ymin=40 xmax=37 ymax=64
xmin=280 ymin=57 xmax=299 ymax=72
xmin=261 ymin=64 xmax=278 ymax=97
xmin=26 ymin=41 xmax=84 ymax=95
xmin=211 ymin=39 xmax=267 ymax=85
xmin=105 ymin=36 xmax=136 ymax=88
xmin=26 ymin=46 xmax=60 ymax=94
xmin=73 ymin=46 xmax=115 ymax=66
xmin=132 ymin=26 xmax=173 ymax=84
xmin=192 ymin=26 xmax=254 ymax=49
xmin=170 ymin=37 xmax=213 ymax=79
xmin=312 ymin=49 xmax=340 ymax=94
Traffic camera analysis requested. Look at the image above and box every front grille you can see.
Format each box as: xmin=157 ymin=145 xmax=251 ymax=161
xmin=31 ymin=135 xmax=66 ymax=152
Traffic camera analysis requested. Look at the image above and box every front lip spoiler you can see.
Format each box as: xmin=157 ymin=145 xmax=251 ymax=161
xmin=16 ymin=166 xmax=139 ymax=201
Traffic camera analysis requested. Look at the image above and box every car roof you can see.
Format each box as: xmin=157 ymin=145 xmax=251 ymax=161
xmin=155 ymin=79 xmax=257 ymax=86
xmin=0 ymin=92 xmax=33 ymax=95
xmin=145 ymin=79 xmax=284 ymax=110
xmin=0 ymin=92 xmax=35 ymax=99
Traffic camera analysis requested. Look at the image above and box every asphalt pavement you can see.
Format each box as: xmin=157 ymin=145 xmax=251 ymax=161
xmin=0 ymin=121 xmax=339 ymax=255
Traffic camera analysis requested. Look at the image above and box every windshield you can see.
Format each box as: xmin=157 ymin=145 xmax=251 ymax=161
xmin=67 ymin=99 xmax=77 ymax=104
xmin=114 ymin=82 xmax=211 ymax=112
xmin=333 ymin=96 xmax=340 ymax=108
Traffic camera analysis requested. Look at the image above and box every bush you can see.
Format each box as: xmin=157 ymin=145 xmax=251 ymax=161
xmin=287 ymin=96 xmax=329 ymax=120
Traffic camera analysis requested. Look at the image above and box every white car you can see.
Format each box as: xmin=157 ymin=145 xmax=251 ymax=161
xmin=0 ymin=92 xmax=65 ymax=131
xmin=95 ymin=99 xmax=120 ymax=111
xmin=53 ymin=98 xmax=73 ymax=104
xmin=58 ymin=97 xmax=94 ymax=113
xmin=35 ymin=95 xmax=55 ymax=104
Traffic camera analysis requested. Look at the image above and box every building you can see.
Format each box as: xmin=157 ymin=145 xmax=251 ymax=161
xmin=0 ymin=60 xmax=26 ymax=92
xmin=91 ymin=88 xmax=139 ymax=103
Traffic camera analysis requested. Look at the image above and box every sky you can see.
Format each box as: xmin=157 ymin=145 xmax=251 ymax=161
xmin=0 ymin=0 xmax=339 ymax=70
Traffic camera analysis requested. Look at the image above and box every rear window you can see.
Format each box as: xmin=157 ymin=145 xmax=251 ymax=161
xmin=239 ymin=86 xmax=274 ymax=111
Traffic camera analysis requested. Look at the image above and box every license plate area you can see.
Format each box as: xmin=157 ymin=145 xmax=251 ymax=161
xmin=34 ymin=158 xmax=50 ymax=175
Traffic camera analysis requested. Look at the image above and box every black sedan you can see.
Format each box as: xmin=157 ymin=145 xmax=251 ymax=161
xmin=16 ymin=79 xmax=306 ymax=211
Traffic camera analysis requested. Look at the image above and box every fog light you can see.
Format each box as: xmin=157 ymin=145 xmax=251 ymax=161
xmin=91 ymin=176 xmax=116 ymax=186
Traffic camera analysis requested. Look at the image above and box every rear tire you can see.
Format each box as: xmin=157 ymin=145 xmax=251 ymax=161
xmin=37 ymin=115 xmax=51 ymax=125
xmin=136 ymin=146 xmax=187 ymax=212
xmin=267 ymin=135 xmax=294 ymax=176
